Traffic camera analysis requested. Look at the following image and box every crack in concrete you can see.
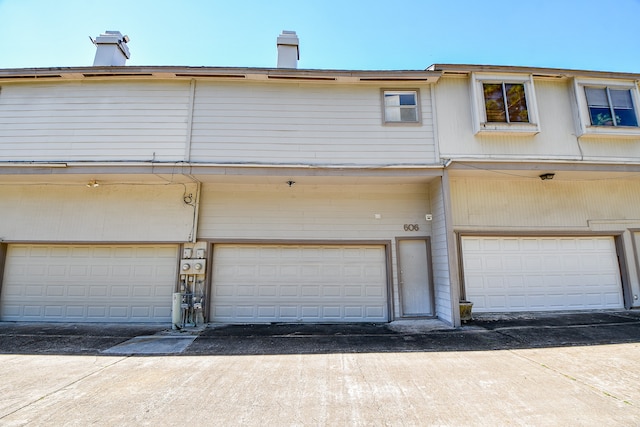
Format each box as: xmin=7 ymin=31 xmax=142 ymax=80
xmin=0 ymin=356 xmax=130 ymax=421
xmin=509 ymin=350 xmax=634 ymax=407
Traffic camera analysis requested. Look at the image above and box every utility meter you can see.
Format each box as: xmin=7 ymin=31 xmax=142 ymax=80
xmin=180 ymin=259 xmax=206 ymax=275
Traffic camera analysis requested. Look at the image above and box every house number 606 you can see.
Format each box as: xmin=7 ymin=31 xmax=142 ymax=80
xmin=404 ymin=224 xmax=419 ymax=231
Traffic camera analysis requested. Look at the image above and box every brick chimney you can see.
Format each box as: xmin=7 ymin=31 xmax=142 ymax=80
xmin=277 ymin=30 xmax=299 ymax=68
xmin=92 ymin=31 xmax=130 ymax=66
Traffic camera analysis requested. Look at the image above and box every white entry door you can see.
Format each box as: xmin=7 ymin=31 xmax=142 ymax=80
xmin=461 ymin=236 xmax=624 ymax=312
xmin=210 ymin=244 xmax=388 ymax=323
xmin=398 ymin=239 xmax=433 ymax=316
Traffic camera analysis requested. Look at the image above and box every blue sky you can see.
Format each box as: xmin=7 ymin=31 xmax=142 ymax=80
xmin=1 ymin=0 xmax=640 ymax=72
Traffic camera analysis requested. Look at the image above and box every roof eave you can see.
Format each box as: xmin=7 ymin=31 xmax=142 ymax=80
xmin=428 ymin=63 xmax=640 ymax=80
xmin=0 ymin=65 xmax=442 ymax=84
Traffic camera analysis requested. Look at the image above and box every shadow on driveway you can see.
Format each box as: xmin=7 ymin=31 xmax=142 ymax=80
xmin=187 ymin=310 xmax=640 ymax=355
xmin=1 ymin=310 xmax=639 ymax=356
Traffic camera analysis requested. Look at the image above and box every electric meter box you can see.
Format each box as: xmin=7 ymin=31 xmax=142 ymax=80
xmin=180 ymin=259 xmax=206 ymax=275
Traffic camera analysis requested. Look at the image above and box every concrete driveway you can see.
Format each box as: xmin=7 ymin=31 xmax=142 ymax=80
xmin=1 ymin=311 xmax=639 ymax=426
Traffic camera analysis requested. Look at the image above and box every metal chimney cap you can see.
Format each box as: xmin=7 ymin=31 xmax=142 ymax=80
xmin=92 ymin=30 xmax=131 ymax=66
xmin=277 ymin=30 xmax=299 ymax=46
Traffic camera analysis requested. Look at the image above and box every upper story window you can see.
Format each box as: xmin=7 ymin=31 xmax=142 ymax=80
xmin=483 ymin=82 xmax=529 ymax=123
xmin=573 ymin=78 xmax=640 ymax=138
xmin=383 ymin=90 xmax=420 ymax=124
xmin=470 ymin=73 xmax=540 ymax=135
xmin=584 ymin=87 xmax=638 ymax=127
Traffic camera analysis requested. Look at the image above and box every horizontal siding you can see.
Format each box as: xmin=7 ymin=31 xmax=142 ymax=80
xmin=0 ymin=81 xmax=190 ymax=162
xmin=436 ymin=77 xmax=588 ymax=160
xmin=451 ymin=177 xmax=640 ymax=228
xmin=190 ymin=82 xmax=436 ymax=165
xmin=439 ymin=77 xmax=580 ymax=158
xmin=197 ymin=183 xmax=433 ymax=319
xmin=429 ymin=178 xmax=453 ymax=323
xmin=0 ymin=183 xmax=197 ymax=242
xmin=198 ymin=183 xmax=431 ymax=240
xmin=579 ymin=135 xmax=640 ymax=161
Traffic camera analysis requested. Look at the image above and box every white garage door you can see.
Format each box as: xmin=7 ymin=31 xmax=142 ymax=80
xmin=462 ymin=236 xmax=624 ymax=312
xmin=1 ymin=244 xmax=178 ymax=322
xmin=211 ymin=244 xmax=388 ymax=323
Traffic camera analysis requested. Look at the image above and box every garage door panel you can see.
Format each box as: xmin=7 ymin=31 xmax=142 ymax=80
xmin=258 ymin=285 xmax=276 ymax=297
xmin=1 ymin=244 xmax=177 ymax=323
xmin=323 ymin=307 xmax=340 ymax=318
xmin=257 ymin=306 xmax=276 ymax=317
xmin=526 ymin=275 xmax=544 ymax=287
xmin=322 ymin=265 xmax=340 ymax=277
xmin=132 ymin=286 xmax=151 ymax=297
xmin=68 ymin=286 xmax=86 ymax=297
xmin=236 ymin=306 xmax=254 ymax=318
xmin=66 ymin=306 xmax=84 ymax=317
xmin=301 ymin=285 xmax=320 ymax=297
xmin=345 ymin=286 xmax=363 ymax=297
xmin=605 ymin=292 xmax=624 ymax=305
xmin=505 ymin=276 xmax=524 ymax=288
xmin=23 ymin=306 xmax=42 ymax=317
xmin=366 ymin=306 xmax=385 ymax=317
xmin=44 ymin=306 xmax=63 ymax=317
xmin=132 ymin=306 xmax=151 ymax=317
xmin=322 ymin=286 xmax=341 ymax=297
xmin=70 ymin=265 xmax=89 ymax=277
xmin=507 ymin=295 xmax=526 ymax=309
xmin=279 ymin=306 xmax=298 ymax=319
xmin=211 ymin=244 xmax=388 ymax=323
xmin=47 ymin=285 xmax=65 ymax=297
xmin=462 ymin=236 xmax=624 ymax=312
xmin=28 ymin=266 xmax=46 ymax=276
xmin=366 ymin=285 xmax=384 ymax=297
xmin=345 ymin=306 xmax=363 ymax=318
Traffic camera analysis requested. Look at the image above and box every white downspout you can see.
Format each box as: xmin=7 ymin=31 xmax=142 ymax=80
xmin=184 ymin=79 xmax=196 ymax=163
xmin=190 ymin=180 xmax=201 ymax=243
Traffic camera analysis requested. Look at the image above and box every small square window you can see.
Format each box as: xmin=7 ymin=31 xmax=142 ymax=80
xmin=383 ymin=91 xmax=419 ymax=123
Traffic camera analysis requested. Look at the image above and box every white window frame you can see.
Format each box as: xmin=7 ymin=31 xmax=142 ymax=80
xmin=572 ymin=77 xmax=640 ymax=138
xmin=470 ymin=72 xmax=540 ymax=135
xmin=382 ymin=90 xmax=421 ymax=125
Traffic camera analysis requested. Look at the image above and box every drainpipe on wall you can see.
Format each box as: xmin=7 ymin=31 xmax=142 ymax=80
xmin=0 ymin=243 xmax=7 ymax=307
xmin=184 ymin=80 xmax=196 ymax=162
xmin=190 ymin=181 xmax=202 ymax=244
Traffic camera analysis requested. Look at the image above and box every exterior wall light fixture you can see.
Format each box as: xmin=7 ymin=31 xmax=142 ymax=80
xmin=539 ymin=173 xmax=555 ymax=181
